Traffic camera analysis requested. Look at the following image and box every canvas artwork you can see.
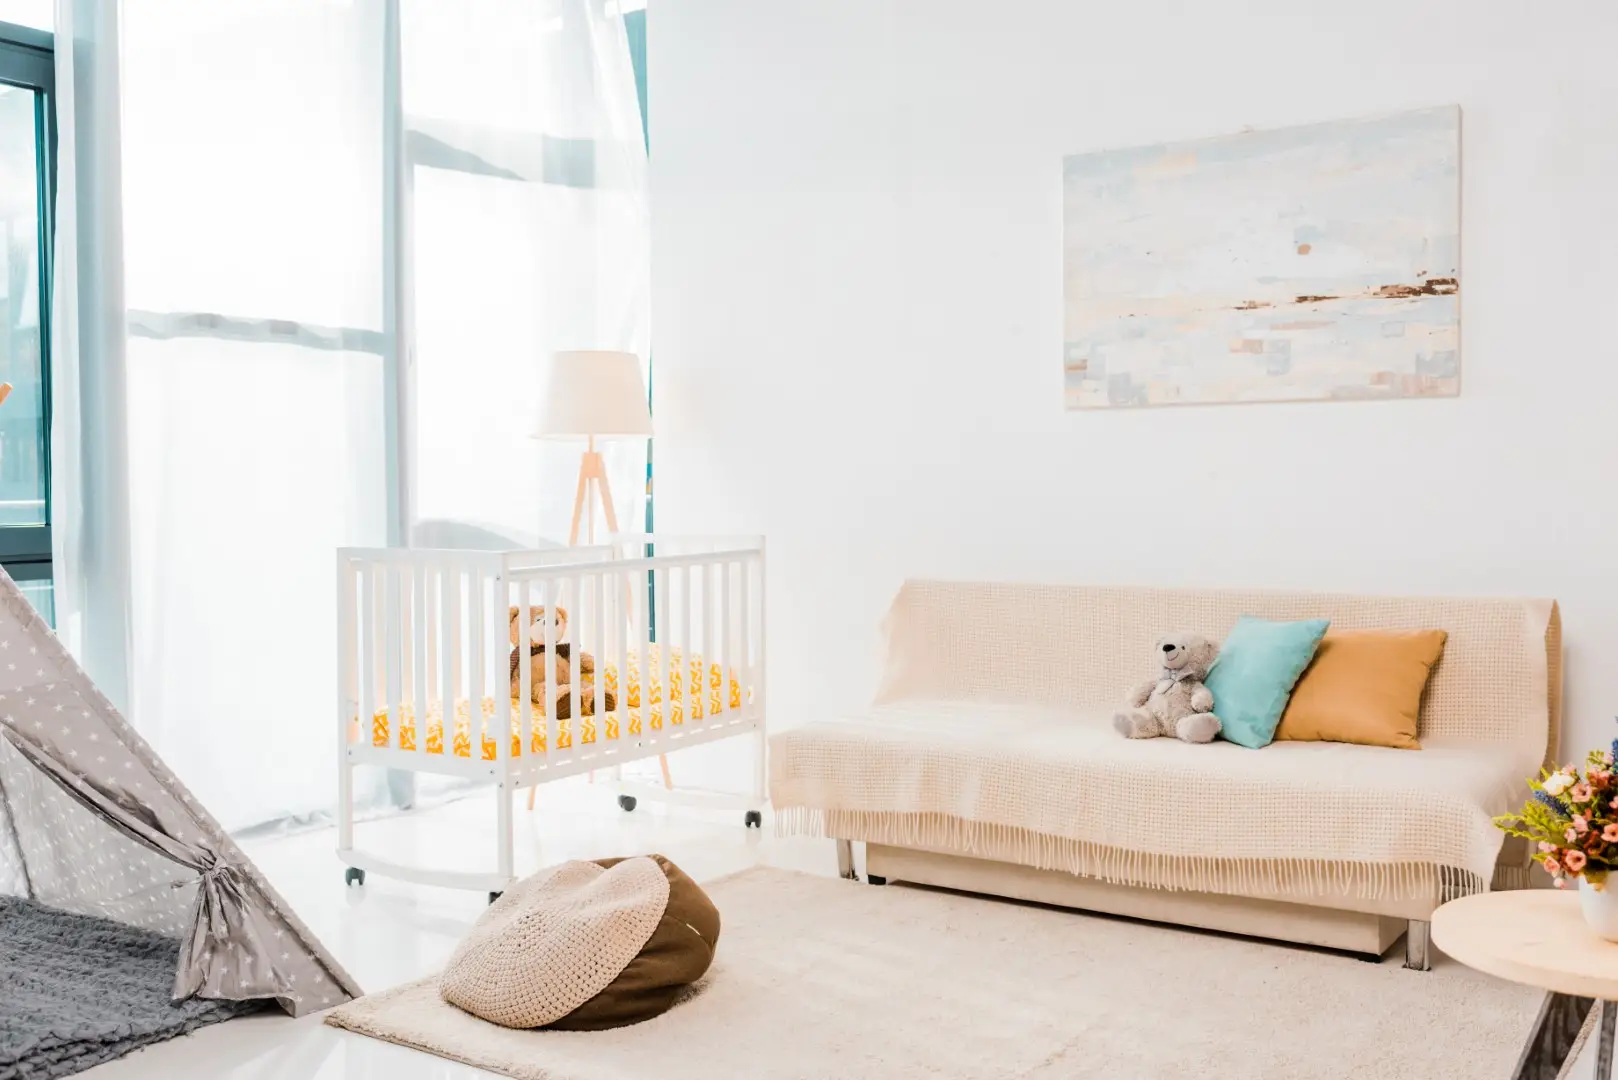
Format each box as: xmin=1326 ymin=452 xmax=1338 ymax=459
xmin=1063 ymin=106 xmax=1460 ymax=409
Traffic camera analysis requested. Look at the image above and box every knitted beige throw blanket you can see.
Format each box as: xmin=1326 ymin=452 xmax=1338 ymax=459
xmin=771 ymin=581 xmax=1560 ymax=902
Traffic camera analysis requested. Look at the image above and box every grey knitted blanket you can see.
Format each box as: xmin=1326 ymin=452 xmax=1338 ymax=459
xmin=0 ymin=896 xmax=259 ymax=1079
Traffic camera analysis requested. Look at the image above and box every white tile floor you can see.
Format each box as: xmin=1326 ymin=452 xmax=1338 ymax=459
xmin=77 ymin=779 xmax=1605 ymax=1079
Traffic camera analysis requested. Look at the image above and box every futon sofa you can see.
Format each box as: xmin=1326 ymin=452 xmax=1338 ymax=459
xmin=769 ymin=581 xmax=1561 ymax=968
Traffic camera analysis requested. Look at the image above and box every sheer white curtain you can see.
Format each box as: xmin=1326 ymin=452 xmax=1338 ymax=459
xmin=50 ymin=0 xmax=134 ymax=713
xmin=401 ymin=0 xmax=650 ymax=547
xmin=49 ymin=0 xmax=647 ymax=832
xmin=118 ymin=1 xmax=388 ymax=831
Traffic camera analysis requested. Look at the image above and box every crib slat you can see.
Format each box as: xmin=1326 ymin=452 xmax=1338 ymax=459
xmin=425 ymin=567 xmax=438 ymax=708
xmin=680 ymin=565 xmax=694 ymax=725
xmin=656 ymin=566 xmax=671 ymax=730
xmin=542 ymin=579 xmax=557 ymax=761
xmin=638 ymin=564 xmax=652 ymax=735
xmin=614 ymin=563 xmax=628 ymax=746
xmin=468 ymin=567 xmax=485 ymax=755
xmin=716 ymin=559 xmax=731 ymax=717
xmin=490 ymin=572 xmax=509 ymax=763
xmin=518 ymin=580 xmax=532 ymax=760
xmin=738 ymin=559 xmax=751 ymax=719
xmin=413 ymin=564 xmax=429 ymax=757
xmin=591 ymin=572 xmax=605 ymax=723
xmin=386 ymin=567 xmax=403 ymax=750
xmin=359 ymin=564 xmax=375 ymax=743
xmin=440 ymin=565 xmax=456 ymax=728
xmin=755 ymin=554 xmax=767 ymax=722
xmin=567 ymin=571 xmax=585 ymax=753
xmin=371 ymin=564 xmax=385 ymax=714
xmin=337 ymin=557 xmax=358 ymax=850
xmin=702 ymin=563 xmax=714 ymax=720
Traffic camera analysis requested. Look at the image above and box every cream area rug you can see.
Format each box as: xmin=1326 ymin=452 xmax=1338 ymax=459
xmin=326 ymin=866 xmax=1543 ymax=1079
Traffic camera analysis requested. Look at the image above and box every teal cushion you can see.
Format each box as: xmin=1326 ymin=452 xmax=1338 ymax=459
xmin=1205 ymin=616 xmax=1330 ymax=748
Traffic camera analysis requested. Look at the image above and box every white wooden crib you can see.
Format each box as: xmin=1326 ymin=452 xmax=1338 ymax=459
xmin=335 ymin=535 xmax=766 ymax=898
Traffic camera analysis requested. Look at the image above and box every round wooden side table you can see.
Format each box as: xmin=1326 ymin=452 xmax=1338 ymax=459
xmin=1433 ymin=889 xmax=1618 ymax=1079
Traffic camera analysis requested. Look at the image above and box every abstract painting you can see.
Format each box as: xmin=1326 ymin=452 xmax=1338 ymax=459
xmin=1063 ymin=106 xmax=1459 ymax=409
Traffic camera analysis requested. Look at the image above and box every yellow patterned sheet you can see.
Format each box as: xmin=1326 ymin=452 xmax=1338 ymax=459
xmin=355 ymin=646 xmax=747 ymax=760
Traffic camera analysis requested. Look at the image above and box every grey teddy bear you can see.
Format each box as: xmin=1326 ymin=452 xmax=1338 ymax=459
xmin=1112 ymin=633 xmax=1223 ymax=744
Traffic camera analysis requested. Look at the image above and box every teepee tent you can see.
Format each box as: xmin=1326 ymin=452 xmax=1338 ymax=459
xmin=0 ymin=569 xmax=359 ymax=1020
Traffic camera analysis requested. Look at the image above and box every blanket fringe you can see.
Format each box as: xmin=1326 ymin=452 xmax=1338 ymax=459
xmin=776 ymin=807 xmax=1488 ymax=903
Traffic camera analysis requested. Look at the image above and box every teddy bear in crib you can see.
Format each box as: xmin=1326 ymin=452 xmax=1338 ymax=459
xmin=508 ymin=605 xmax=617 ymax=719
xmin=1112 ymin=633 xmax=1222 ymax=744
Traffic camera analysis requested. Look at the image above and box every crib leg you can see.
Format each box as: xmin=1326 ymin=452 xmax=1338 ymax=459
xmin=496 ymin=781 xmax=514 ymax=883
xmin=751 ymin=727 xmax=767 ymax=806
xmin=337 ymin=759 xmax=354 ymax=853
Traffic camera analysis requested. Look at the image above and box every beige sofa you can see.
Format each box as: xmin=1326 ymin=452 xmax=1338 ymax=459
xmin=770 ymin=581 xmax=1561 ymax=969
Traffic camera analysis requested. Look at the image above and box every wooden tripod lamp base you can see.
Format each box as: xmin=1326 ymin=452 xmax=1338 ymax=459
xmin=568 ymin=439 xmax=619 ymax=546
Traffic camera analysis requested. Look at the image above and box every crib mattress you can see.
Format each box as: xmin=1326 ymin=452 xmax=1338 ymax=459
xmin=355 ymin=646 xmax=746 ymax=759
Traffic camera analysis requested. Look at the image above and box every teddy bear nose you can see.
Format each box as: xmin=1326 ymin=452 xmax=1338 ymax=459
xmin=1162 ymin=643 xmax=1175 ymax=653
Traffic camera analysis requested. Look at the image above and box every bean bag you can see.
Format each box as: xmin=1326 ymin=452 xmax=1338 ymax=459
xmin=439 ymin=855 xmax=719 ymax=1030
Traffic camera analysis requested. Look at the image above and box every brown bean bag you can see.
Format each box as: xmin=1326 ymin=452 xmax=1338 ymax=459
xmin=439 ymin=855 xmax=719 ymax=1031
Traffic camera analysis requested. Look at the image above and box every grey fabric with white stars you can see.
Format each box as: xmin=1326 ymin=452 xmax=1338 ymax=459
xmin=0 ymin=571 xmax=360 ymax=1017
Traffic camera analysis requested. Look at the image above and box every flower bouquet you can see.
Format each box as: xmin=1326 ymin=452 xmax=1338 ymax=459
xmin=1494 ymin=741 xmax=1617 ymax=891
xmin=1495 ymin=734 xmax=1618 ymax=939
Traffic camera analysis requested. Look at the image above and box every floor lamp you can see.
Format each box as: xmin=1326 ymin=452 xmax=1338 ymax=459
xmin=527 ymin=350 xmax=668 ymax=809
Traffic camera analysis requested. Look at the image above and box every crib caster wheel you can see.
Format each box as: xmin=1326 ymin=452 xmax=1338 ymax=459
xmin=867 ymin=875 xmax=887 ymax=886
xmin=488 ymin=891 xmax=503 ymax=905
xmin=618 ymin=795 xmax=637 ymax=813
xmin=744 ymin=810 xmax=763 ymax=829
xmin=344 ymin=867 xmax=365 ymax=888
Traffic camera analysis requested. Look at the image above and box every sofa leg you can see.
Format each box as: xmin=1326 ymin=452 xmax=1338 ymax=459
xmin=1404 ymin=920 xmax=1431 ymax=971
xmin=835 ymin=838 xmax=857 ymax=881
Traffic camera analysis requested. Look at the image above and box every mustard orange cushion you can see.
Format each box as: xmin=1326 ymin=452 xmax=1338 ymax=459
xmin=1274 ymin=629 xmax=1447 ymax=749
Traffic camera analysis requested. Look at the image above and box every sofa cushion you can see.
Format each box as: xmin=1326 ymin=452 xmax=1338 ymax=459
xmin=1205 ymin=616 xmax=1329 ymax=748
xmin=771 ymin=701 xmax=1535 ymax=905
xmin=1275 ymin=629 xmax=1448 ymax=750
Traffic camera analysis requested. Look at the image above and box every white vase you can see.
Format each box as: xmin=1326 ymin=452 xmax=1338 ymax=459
xmin=1579 ymin=877 xmax=1618 ymax=941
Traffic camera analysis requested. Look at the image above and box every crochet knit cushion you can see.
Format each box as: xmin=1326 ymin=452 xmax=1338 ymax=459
xmin=439 ymin=855 xmax=720 ymax=1030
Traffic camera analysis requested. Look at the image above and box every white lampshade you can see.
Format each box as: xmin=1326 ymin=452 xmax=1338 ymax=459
xmin=530 ymin=350 xmax=652 ymax=440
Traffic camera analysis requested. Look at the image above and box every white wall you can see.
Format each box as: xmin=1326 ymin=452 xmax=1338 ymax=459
xmin=650 ymin=0 xmax=1618 ymax=784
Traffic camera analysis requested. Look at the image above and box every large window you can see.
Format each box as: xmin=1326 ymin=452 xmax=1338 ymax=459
xmin=0 ymin=19 xmax=53 ymax=623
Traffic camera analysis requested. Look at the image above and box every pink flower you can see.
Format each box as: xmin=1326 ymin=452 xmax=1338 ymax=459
xmin=1545 ymin=856 xmax=1562 ymax=874
xmin=1565 ymin=850 xmax=1589 ymax=873
xmin=1612 ymin=797 xmax=1618 ymax=810
xmin=1574 ymin=815 xmax=1591 ymax=834
xmin=1568 ymin=827 xmax=1581 ymax=842
xmin=1605 ymin=824 xmax=1618 ymax=843
xmin=1573 ymin=783 xmax=1594 ymax=803
xmin=1540 ymin=841 xmax=1557 ymax=853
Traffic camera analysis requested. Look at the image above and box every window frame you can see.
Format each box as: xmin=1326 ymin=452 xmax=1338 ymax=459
xmin=0 ymin=19 xmax=55 ymax=594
